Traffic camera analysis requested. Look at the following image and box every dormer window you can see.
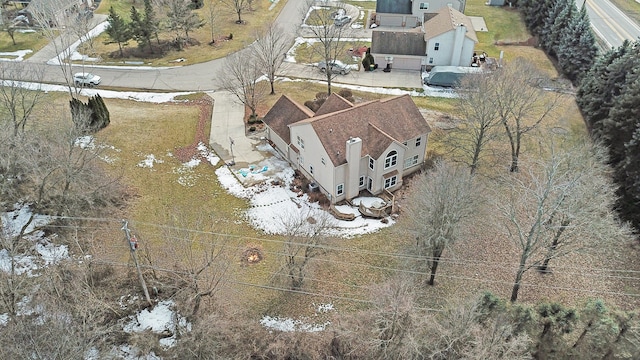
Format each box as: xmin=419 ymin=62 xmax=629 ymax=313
xmin=420 ymin=2 xmax=429 ymax=9
xmin=369 ymin=157 xmax=375 ymax=170
xmin=297 ymin=135 xmax=305 ymax=149
xmin=416 ymin=137 xmax=422 ymax=147
xmin=434 ymin=42 xmax=440 ymax=51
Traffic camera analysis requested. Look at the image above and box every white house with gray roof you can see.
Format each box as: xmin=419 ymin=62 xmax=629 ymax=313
xmin=262 ymin=94 xmax=432 ymax=204
xmin=371 ymin=4 xmax=477 ymax=70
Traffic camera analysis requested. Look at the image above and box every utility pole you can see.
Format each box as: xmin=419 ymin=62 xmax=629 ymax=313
xmin=122 ymin=220 xmax=153 ymax=306
xmin=229 ymin=137 xmax=236 ymax=166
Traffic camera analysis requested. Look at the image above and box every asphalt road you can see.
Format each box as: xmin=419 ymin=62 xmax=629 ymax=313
xmin=25 ymin=0 xmax=310 ymax=91
xmin=584 ymin=0 xmax=640 ymax=49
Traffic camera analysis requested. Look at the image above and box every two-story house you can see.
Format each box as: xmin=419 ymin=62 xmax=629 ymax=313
xmin=262 ymin=94 xmax=432 ymax=204
xmin=371 ymin=0 xmax=477 ymax=70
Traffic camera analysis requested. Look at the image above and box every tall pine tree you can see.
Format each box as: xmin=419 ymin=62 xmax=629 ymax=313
xmin=577 ymin=41 xmax=639 ymax=140
xmin=105 ymin=6 xmax=131 ymax=58
xmin=540 ymin=0 xmax=573 ymax=57
xmin=556 ymin=6 xmax=597 ymax=83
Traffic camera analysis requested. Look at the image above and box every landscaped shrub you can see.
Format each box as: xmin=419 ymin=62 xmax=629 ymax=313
xmin=338 ymin=89 xmax=354 ymax=102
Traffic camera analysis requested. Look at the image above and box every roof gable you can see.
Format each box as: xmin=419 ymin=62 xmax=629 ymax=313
xmin=294 ymin=95 xmax=431 ymax=166
xmin=314 ymin=93 xmax=354 ymax=116
xmin=424 ymin=6 xmax=478 ymax=43
xmin=262 ymin=95 xmax=314 ymax=143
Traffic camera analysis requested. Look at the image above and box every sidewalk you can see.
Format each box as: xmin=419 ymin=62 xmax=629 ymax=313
xmin=210 ymin=65 xmax=423 ymax=168
xmin=277 ymin=61 xmax=423 ymax=89
xmin=26 ymin=14 xmax=108 ymax=64
xmin=208 ymin=91 xmax=270 ymax=167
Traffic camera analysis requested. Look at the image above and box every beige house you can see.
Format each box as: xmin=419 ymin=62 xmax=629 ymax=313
xmin=372 ymin=6 xmax=477 ymax=70
xmin=262 ymin=94 xmax=432 ymax=204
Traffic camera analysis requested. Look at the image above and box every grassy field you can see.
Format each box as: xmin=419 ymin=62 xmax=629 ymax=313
xmin=0 ymin=28 xmax=51 ymax=60
xmin=83 ymin=0 xmax=287 ymax=66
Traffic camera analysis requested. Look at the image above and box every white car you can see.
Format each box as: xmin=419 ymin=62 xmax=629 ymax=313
xmin=73 ymin=72 xmax=101 ymax=87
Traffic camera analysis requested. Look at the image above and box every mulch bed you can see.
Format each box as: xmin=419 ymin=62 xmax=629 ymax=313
xmin=173 ymin=96 xmax=213 ymax=163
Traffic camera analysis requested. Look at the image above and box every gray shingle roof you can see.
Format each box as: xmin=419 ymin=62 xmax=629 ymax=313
xmin=314 ymin=93 xmax=354 ymax=116
xmin=424 ymin=6 xmax=478 ymax=42
xmin=262 ymin=94 xmax=314 ymax=144
xmin=376 ymin=0 xmax=412 ymax=14
xmin=286 ymin=94 xmax=432 ymax=166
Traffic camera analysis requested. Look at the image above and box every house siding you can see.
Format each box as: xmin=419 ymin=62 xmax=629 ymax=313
xmin=410 ymin=0 xmax=465 ymax=15
xmin=267 ymin=128 xmax=289 ymax=160
xmin=425 ymin=31 xmax=475 ymax=66
xmin=371 ymin=53 xmax=425 ymax=70
xmin=289 ymin=123 xmax=336 ymax=199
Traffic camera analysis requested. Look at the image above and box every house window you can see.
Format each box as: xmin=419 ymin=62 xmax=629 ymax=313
xmin=419 ymin=2 xmax=429 ymax=9
xmin=297 ymin=136 xmax=305 ymax=149
xmin=299 ymin=155 xmax=304 ymax=165
xmin=310 ymin=165 xmax=314 ymax=174
xmin=369 ymin=157 xmax=375 ymax=170
xmin=384 ymin=176 xmax=397 ymax=189
xmin=416 ymin=137 xmax=422 ymax=147
xmin=384 ymin=150 xmax=398 ymax=169
xmin=429 ymin=57 xmax=434 ymax=64
xmin=321 ymin=157 xmax=326 ymax=165
xmin=337 ymin=183 xmax=344 ymax=196
xmin=359 ymin=176 xmax=365 ymax=187
xmin=434 ymin=42 xmax=440 ymax=51
xmin=404 ymin=155 xmax=419 ymax=169
xmin=403 ymin=141 xmax=408 ymax=146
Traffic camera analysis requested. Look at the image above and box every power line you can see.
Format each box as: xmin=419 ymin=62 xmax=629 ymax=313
xmin=46 ymin=216 xmax=640 ymax=280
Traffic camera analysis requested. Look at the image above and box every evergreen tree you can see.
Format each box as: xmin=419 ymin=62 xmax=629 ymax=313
xmin=130 ymin=6 xmax=152 ymax=52
xmin=619 ymin=124 xmax=640 ymax=239
xmin=143 ymin=0 xmax=161 ymax=45
xmin=601 ymin=71 xmax=640 ymax=166
xmin=556 ymin=6 xmax=597 ymax=83
xmin=105 ymin=6 xmax=131 ymax=58
xmin=540 ymin=0 xmax=573 ymax=57
xmin=576 ymin=41 xmax=636 ymax=139
xmin=524 ymin=0 xmax=553 ymax=35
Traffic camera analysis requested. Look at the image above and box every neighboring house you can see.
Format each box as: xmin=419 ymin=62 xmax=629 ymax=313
xmin=376 ymin=0 xmax=465 ymax=16
xmin=262 ymin=94 xmax=432 ymax=204
xmin=371 ymin=5 xmax=477 ymax=70
xmin=27 ymin=0 xmax=92 ymax=27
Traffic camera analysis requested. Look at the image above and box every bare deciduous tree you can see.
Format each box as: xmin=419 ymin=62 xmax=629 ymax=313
xmin=218 ymin=49 xmax=268 ymax=119
xmin=0 ymin=63 xmax=47 ymax=137
xmin=301 ymin=0 xmax=352 ymax=94
xmin=204 ymin=0 xmax=220 ymax=44
xmin=494 ymin=141 xmax=627 ymax=302
xmin=28 ymin=0 xmax=90 ymax=98
xmin=220 ymin=0 xmax=250 ymax=24
xmin=399 ymin=160 xmax=479 ymax=286
xmin=158 ymin=214 xmax=229 ymax=319
xmin=490 ymin=60 xmax=563 ymax=172
xmin=424 ymin=296 xmax=532 ymax=360
xmin=445 ymin=73 xmax=502 ymax=175
xmin=274 ymin=208 xmax=334 ymax=290
xmin=166 ymin=0 xmax=204 ymax=50
xmin=252 ymin=23 xmax=291 ymax=95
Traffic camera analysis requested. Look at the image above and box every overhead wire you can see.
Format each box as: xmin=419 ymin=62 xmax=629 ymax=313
xmin=44 ymin=216 xmax=640 ymax=298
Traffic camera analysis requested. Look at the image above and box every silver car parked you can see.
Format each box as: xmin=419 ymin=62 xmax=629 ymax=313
xmin=317 ymin=60 xmax=351 ymax=75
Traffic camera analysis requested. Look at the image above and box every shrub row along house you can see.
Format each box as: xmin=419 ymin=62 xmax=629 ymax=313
xmin=262 ymin=94 xmax=431 ymax=204
xmin=371 ymin=0 xmax=478 ymax=70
